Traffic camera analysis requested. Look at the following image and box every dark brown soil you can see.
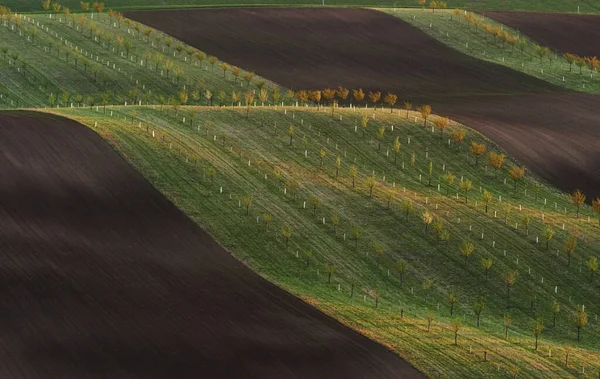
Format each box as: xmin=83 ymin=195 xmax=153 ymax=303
xmin=0 ymin=111 xmax=423 ymax=379
xmin=483 ymin=11 xmax=600 ymax=57
xmin=442 ymin=93 xmax=600 ymax=199
xmin=126 ymin=7 xmax=558 ymax=101
xmin=127 ymin=8 xmax=600 ymax=198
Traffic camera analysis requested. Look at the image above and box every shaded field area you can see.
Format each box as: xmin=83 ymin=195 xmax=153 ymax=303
xmin=0 ymin=111 xmax=422 ymax=379
xmin=483 ymin=11 xmax=600 ymax=57
xmin=127 ymin=7 xmax=600 ymax=198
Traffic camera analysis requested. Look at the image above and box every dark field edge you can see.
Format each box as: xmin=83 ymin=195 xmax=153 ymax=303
xmin=481 ymin=10 xmax=600 ymax=58
xmin=0 ymin=109 xmax=424 ymax=378
xmin=7 ymin=3 xmax=600 ymax=14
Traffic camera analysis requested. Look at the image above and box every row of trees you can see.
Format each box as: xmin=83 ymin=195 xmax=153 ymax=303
xmin=17 ymin=8 xmax=600 ymax=225
xmin=417 ymin=0 xmax=448 ymax=12
xmin=456 ymin=10 xmax=523 ymax=51
xmin=233 ymin=131 xmax=594 ymax=347
xmin=564 ymin=53 xmax=600 ymax=75
xmin=167 ymin=85 xmax=600 ymax=224
xmin=270 ymin=109 xmax=597 ymax=280
xmin=31 ymin=9 xmax=272 ymax=110
xmin=118 ymin=101 xmax=600 ymax=372
xmin=41 ymin=1 xmax=105 ymax=17
xmin=113 ymin=58 xmax=600 ymax=369
xmin=454 ymin=9 xmax=600 ymax=75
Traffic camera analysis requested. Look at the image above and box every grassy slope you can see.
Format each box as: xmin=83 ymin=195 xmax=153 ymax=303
xmin=46 ymin=104 xmax=600 ymax=378
xmin=2 ymin=0 xmax=599 ymax=13
xmin=382 ymin=8 xmax=600 ymax=94
xmin=0 ymin=13 xmax=276 ymax=108
xmin=4 ymin=7 xmax=600 ymax=377
xmin=2 ymin=8 xmax=595 ymax=113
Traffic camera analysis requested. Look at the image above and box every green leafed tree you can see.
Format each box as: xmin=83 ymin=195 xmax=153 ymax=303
xmin=532 ymin=317 xmax=544 ymax=350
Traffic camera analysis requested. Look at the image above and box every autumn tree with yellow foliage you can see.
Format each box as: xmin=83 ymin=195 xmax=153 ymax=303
xmin=508 ymin=166 xmax=525 ymax=190
xmin=418 ymin=104 xmax=432 ymax=128
xmin=570 ymin=189 xmax=586 ymax=219
xmin=487 ymin=151 xmax=505 ymax=176
xmin=470 ymin=142 xmax=486 ymax=165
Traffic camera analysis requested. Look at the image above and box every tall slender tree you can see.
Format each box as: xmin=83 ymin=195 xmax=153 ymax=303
xmin=573 ymin=305 xmax=588 ymax=342
xmin=472 ymin=297 xmax=485 ymax=327
xmin=349 ymin=165 xmax=357 ymax=187
xmin=418 ymin=104 xmax=432 ymax=128
xmin=508 ymin=166 xmax=525 ymax=190
xmin=395 ymin=260 xmax=408 ymax=287
xmin=434 ymin=117 xmax=449 ymax=139
xmin=470 ymin=142 xmax=486 ymax=165
xmin=570 ymin=189 xmax=586 ymax=219
xmin=325 ymin=262 xmax=336 ymax=284
xmin=281 ymin=227 xmax=292 ymax=249
xmin=460 ymin=241 xmax=474 ymax=264
xmin=393 ymin=137 xmax=401 ymax=163
xmin=544 ymin=226 xmax=555 ymax=251
xmin=481 ymin=257 xmax=493 ymax=281
xmin=459 ymin=178 xmax=472 ymax=203
xmin=384 ymin=93 xmax=397 ymax=113
xmin=448 ymin=292 xmax=457 ymax=316
xmin=563 ymin=235 xmax=577 ymax=267
xmin=336 ymin=87 xmax=349 ymax=103
xmin=366 ymin=176 xmax=376 ymax=198
xmin=451 ymin=319 xmax=461 ymax=346
xmin=481 ymin=189 xmax=492 ymax=213
xmin=487 ymin=152 xmax=505 ymax=176
xmin=451 ymin=129 xmax=466 ymax=150
xmin=367 ymin=91 xmax=381 ymax=109
xmin=376 ymin=126 xmax=385 ymax=151
xmin=352 ymin=88 xmax=365 ymax=104
xmin=402 ymin=199 xmax=413 ymax=222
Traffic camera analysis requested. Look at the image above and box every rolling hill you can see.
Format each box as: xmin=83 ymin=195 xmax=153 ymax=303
xmin=1 ymin=4 xmax=599 ymax=377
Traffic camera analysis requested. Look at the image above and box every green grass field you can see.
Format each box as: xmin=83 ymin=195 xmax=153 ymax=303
xmin=0 ymin=12 xmax=277 ymax=108
xmin=384 ymin=8 xmax=600 ymax=94
xmin=46 ymin=103 xmax=600 ymax=377
xmin=1 ymin=0 xmax=598 ymax=13
xmin=3 ymin=6 xmax=600 ymax=377
xmin=1 ymin=7 xmax=595 ymax=113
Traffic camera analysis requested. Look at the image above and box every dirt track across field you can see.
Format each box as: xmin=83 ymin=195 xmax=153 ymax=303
xmin=0 ymin=111 xmax=423 ymax=379
xmin=127 ymin=8 xmax=600 ymax=198
xmin=483 ymin=11 xmax=600 ymax=57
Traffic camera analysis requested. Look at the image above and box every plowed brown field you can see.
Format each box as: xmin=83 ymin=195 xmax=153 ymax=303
xmin=483 ymin=11 xmax=600 ymax=57
xmin=127 ymin=8 xmax=600 ymax=198
xmin=0 ymin=111 xmax=422 ymax=379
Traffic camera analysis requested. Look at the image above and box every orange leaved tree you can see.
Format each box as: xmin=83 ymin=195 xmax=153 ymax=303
xmin=384 ymin=93 xmax=397 ymax=113
xmin=434 ymin=117 xmax=449 ymax=139
xmin=487 ymin=151 xmax=505 ymax=176
xmin=368 ymin=91 xmax=381 ymax=109
xmin=570 ymin=189 xmax=586 ymax=218
xmin=418 ymin=104 xmax=432 ymax=128
xmin=352 ymin=88 xmax=365 ymax=105
xmin=508 ymin=165 xmax=525 ymax=190
xmin=470 ymin=142 xmax=486 ymax=165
